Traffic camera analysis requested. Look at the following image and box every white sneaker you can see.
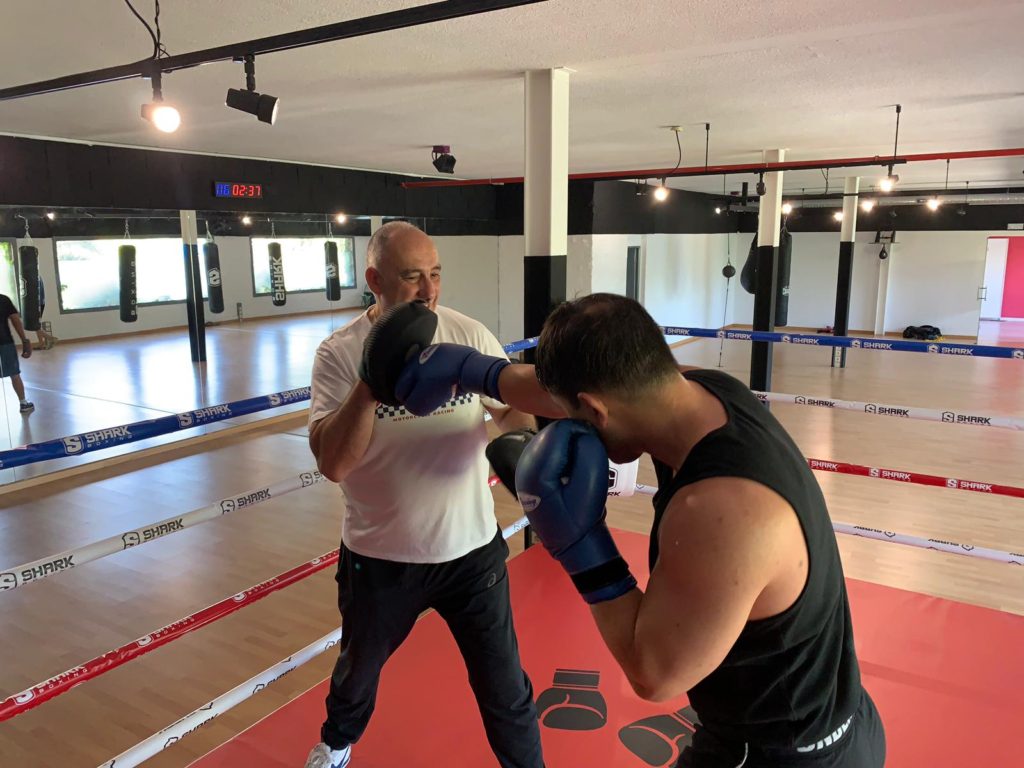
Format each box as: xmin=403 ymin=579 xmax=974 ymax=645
xmin=304 ymin=742 xmax=351 ymax=768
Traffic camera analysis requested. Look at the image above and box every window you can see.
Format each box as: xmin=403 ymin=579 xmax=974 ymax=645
xmin=55 ymin=238 xmax=208 ymax=312
xmin=250 ymin=237 xmax=356 ymax=296
xmin=0 ymin=240 xmax=17 ymax=308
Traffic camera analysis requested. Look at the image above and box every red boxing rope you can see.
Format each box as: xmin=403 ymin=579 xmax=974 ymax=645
xmin=0 ymin=550 xmax=339 ymax=722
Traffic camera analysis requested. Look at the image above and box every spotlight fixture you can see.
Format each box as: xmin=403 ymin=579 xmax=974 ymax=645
xmin=653 ymin=178 xmax=669 ymax=202
xmin=781 ymin=202 xmax=793 ymax=215
xmin=833 ymin=211 xmax=844 ymax=222
xmin=431 ymin=145 xmax=457 ymax=174
xmin=45 ymin=211 xmax=56 ymax=220
xmin=714 ymin=206 xmax=722 ymax=214
xmin=861 ymin=199 xmax=876 ymax=212
xmin=335 ymin=213 xmax=347 ymax=224
xmin=926 ymin=197 xmax=941 ymax=211
xmin=879 ymin=165 xmax=899 ymax=193
xmin=225 ymin=55 xmax=279 ymax=125
xmin=879 ymin=105 xmax=902 ymax=192
xmin=140 ymin=69 xmax=181 ymax=133
xmin=241 ymin=215 xmax=252 ymax=225
xmin=879 ymin=246 xmax=889 ymax=261
xmin=756 ymin=173 xmax=766 ymax=197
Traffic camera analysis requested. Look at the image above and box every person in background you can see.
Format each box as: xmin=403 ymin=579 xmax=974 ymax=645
xmin=1 ymin=292 xmax=35 ymax=413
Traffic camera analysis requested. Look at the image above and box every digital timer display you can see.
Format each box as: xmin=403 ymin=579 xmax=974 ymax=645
xmin=214 ymin=182 xmax=263 ymax=199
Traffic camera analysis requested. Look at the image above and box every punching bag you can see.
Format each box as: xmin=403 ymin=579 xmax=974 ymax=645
xmin=18 ymin=246 xmax=40 ymax=331
xmin=740 ymin=235 xmax=757 ymax=295
xmin=203 ymin=242 xmax=225 ymax=314
xmin=119 ymin=244 xmax=138 ymax=323
xmin=324 ymin=241 xmax=341 ymax=302
xmin=775 ymin=229 xmax=792 ymax=327
xmin=738 ymin=231 xmax=793 ymax=326
xmin=268 ymin=242 xmax=286 ymax=307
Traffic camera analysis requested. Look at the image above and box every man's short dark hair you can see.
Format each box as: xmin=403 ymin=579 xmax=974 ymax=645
xmin=536 ymin=293 xmax=679 ymax=407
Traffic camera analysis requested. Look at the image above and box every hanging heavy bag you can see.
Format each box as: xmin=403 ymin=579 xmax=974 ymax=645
xmin=18 ymin=246 xmax=41 ymax=331
xmin=324 ymin=241 xmax=342 ymax=302
xmin=204 ymin=242 xmax=225 ymax=314
xmin=119 ymin=244 xmax=138 ymax=323
xmin=268 ymin=242 xmax=286 ymax=307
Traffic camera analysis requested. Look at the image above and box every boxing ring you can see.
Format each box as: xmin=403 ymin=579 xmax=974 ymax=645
xmin=2 ymin=325 xmax=1024 ymax=766
xmin=184 ymin=532 xmax=1024 ymax=768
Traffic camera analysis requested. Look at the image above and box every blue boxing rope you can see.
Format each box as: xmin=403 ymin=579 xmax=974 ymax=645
xmin=4 ymin=326 xmax=1018 ymax=471
xmin=0 ymin=387 xmax=311 ymax=470
xmin=660 ymin=326 xmax=1024 ymax=360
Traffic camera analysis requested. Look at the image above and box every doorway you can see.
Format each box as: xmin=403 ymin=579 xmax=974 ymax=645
xmin=978 ymin=236 xmax=1024 ymax=346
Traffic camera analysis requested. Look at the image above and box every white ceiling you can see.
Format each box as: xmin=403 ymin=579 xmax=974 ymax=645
xmin=2 ymin=0 xmax=1024 ymax=198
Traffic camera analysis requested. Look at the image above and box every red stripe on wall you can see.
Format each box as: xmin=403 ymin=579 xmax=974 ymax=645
xmin=1001 ymin=237 xmax=1024 ymax=319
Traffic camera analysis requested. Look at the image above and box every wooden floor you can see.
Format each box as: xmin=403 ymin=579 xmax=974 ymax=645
xmin=1 ymin=312 xmax=1023 ymax=767
xmin=978 ymin=318 xmax=1024 ymax=346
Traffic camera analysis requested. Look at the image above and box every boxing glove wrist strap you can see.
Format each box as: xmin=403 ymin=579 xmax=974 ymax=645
xmin=570 ymin=557 xmax=638 ymax=604
xmin=459 ymin=353 xmax=510 ymax=402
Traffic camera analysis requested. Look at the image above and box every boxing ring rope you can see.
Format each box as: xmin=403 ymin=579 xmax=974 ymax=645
xmin=0 ymin=386 xmax=313 ymax=470
xmin=0 ymin=470 xmax=327 ymax=591
xmin=753 ymin=392 xmax=1024 ymax=432
xmin=92 ymin=515 xmax=530 ymax=768
xmin=0 ymin=551 xmax=340 ymax=722
xmin=7 ymin=445 xmax=1024 ymax=595
xmin=627 ymin=486 xmax=1023 ymax=566
xmin=658 ymin=326 xmax=1024 ymax=360
xmin=4 ymin=326 xmax=1017 ymax=472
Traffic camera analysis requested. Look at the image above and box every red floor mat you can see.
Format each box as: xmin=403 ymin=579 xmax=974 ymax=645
xmin=191 ymin=530 xmax=1024 ymax=767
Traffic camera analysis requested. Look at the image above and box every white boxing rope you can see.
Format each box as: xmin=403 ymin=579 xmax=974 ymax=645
xmin=754 ymin=391 xmax=1024 ymax=431
xmin=96 ymin=629 xmax=344 ymax=768
xmin=1 ymin=470 xmax=327 ymax=592
xmin=831 ymin=523 xmax=1023 ymax=565
xmin=630 ymin=484 xmax=1021 ymax=564
xmin=95 ymin=515 xmax=531 ymax=768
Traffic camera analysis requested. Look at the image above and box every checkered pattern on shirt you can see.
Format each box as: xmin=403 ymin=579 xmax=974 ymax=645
xmin=375 ymin=392 xmax=476 ymax=420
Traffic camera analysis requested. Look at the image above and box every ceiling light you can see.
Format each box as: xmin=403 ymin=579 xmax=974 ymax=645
xmin=653 ymin=178 xmax=669 ymax=202
xmin=241 ymin=215 xmax=252 ymax=225
xmin=140 ymin=69 xmax=180 ymax=133
xmin=45 ymin=211 xmax=56 ymax=220
xmin=879 ymin=163 xmax=899 ymax=193
xmin=432 ymin=145 xmax=457 ymax=174
xmin=714 ymin=206 xmax=722 ymax=214
xmin=833 ymin=211 xmax=844 ymax=222
xmin=861 ymin=199 xmax=876 ymax=212
xmin=225 ymin=55 xmax=279 ymax=124
xmin=781 ymin=202 xmax=793 ymax=215
xmin=335 ymin=213 xmax=347 ymax=224
xmin=926 ymin=197 xmax=941 ymax=211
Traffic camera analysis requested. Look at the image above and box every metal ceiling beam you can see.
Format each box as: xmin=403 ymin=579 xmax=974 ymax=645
xmin=0 ymin=0 xmax=547 ymax=101
xmin=401 ymin=146 xmax=1024 ymax=188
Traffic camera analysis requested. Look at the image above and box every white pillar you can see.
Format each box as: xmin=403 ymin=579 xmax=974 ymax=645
xmin=522 ymin=68 xmax=570 ymax=345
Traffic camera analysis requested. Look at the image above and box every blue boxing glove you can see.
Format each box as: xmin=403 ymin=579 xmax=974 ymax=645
xmin=515 ymin=420 xmax=637 ymax=604
xmin=395 ymin=343 xmax=509 ymax=416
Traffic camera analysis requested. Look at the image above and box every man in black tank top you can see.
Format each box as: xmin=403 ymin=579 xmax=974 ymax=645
xmin=520 ymin=294 xmax=885 ymax=768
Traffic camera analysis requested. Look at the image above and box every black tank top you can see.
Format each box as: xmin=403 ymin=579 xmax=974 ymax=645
xmin=651 ymin=369 xmax=862 ymax=748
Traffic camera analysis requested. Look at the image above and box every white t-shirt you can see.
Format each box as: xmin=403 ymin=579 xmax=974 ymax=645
xmin=308 ymin=305 xmax=509 ymax=563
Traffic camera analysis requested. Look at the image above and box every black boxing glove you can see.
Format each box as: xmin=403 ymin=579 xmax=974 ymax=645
xmin=618 ymin=706 xmax=701 ymax=767
xmin=535 ymin=669 xmax=607 ymax=731
xmin=359 ymin=300 xmax=438 ymax=406
xmin=484 ymin=428 xmax=537 ymax=500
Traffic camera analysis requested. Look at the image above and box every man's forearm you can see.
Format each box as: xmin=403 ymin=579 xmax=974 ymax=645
xmin=496 ymin=364 xmax=564 ymax=419
xmin=589 ymin=590 xmax=677 ymax=702
xmin=310 ymin=381 xmax=377 ymax=482
xmin=490 ymin=405 xmax=536 ymax=433
xmin=10 ymin=315 xmax=29 ymax=344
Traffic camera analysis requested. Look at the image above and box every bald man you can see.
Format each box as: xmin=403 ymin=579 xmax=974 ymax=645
xmin=304 ymin=222 xmax=544 ymax=768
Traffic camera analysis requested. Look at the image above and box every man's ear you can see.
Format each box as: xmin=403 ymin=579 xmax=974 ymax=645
xmin=577 ymin=392 xmax=609 ymax=429
xmin=365 ymin=266 xmax=381 ymax=296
